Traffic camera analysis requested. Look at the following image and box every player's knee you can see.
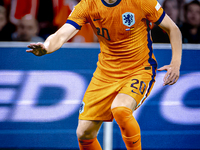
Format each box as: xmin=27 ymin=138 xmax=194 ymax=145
xmin=76 ymin=128 xmax=89 ymax=139
xmin=112 ymin=106 xmax=139 ymax=130
xmin=76 ymin=120 xmax=102 ymax=140
xmin=112 ymin=107 xmax=128 ymax=127
xmin=76 ymin=127 xmax=97 ymax=140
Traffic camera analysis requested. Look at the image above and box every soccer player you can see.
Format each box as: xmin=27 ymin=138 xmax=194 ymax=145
xmin=27 ymin=0 xmax=182 ymax=149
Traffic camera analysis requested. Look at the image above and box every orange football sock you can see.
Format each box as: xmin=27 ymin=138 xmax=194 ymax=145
xmin=112 ymin=106 xmax=141 ymax=150
xmin=78 ymin=137 xmax=102 ymax=150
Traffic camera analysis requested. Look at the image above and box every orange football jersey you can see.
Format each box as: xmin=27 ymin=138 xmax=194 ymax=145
xmin=67 ymin=0 xmax=165 ymax=80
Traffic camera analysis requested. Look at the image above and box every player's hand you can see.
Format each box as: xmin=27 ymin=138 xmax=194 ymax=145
xmin=26 ymin=42 xmax=47 ymax=56
xmin=157 ymin=64 xmax=180 ymax=86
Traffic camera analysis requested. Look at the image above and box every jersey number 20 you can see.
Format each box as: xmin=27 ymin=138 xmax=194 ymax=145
xmin=96 ymin=27 xmax=111 ymax=41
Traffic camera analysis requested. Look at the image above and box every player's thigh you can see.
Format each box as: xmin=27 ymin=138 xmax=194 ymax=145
xmin=111 ymin=93 xmax=137 ymax=111
xmin=76 ymin=119 xmax=103 ymax=139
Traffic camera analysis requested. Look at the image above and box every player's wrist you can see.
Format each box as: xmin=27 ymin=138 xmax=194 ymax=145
xmin=170 ymin=58 xmax=181 ymax=67
xmin=43 ymin=41 xmax=50 ymax=54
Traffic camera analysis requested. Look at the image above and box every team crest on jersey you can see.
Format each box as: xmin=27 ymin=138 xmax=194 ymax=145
xmin=122 ymin=12 xmax=135 ymax=27
xmin=79 ymin=101 xmax=85 ymax=114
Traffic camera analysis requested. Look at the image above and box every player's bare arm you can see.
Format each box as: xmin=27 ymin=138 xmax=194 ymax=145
xmin=157 ymin=14 xmax=182 ymax=86
xmin=26 ymin=23 xmax=79 ymax=56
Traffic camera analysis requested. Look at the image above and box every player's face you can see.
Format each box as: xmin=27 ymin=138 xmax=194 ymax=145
xmin=186 ymin=4 xmax=200 ymax=27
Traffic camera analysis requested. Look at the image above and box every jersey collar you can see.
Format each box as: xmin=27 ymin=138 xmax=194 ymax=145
xmin=101 ymin=0 xmax=121 ymax=7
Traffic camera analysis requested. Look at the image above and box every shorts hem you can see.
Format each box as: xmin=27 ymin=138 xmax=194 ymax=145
xmin=79 ymin=116 xmax=113 ymax=122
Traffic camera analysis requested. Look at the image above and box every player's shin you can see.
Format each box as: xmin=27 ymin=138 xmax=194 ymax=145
xmin=78 ymin=137 xmax=102 ymax=150
xmin=112 ymin=106 xmax=141 ymax=150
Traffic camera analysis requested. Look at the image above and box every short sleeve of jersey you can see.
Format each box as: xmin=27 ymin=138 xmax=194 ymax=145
xmin=66 ymin=0 xmax=89 ymax=30
xmin=141 ymin=0 xmax=165 ymax=25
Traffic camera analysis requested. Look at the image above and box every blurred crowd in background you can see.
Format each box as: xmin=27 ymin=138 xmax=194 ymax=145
xmin=0 ymin=0 xmax=199 ymax=43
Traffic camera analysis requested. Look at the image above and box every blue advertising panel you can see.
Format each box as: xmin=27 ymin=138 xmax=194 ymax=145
xmin=0 ymin=42 xmax=199 ymax=150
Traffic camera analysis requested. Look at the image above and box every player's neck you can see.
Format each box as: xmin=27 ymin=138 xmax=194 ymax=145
xmin=104 ymin=0 xmax=117 ymax=4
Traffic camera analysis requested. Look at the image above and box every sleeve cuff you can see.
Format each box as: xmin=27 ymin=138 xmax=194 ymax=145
xmin=155 ymin=11 xmax=166 ymax=25
xmin=66 ymin=20 xmax=82 ymax=30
